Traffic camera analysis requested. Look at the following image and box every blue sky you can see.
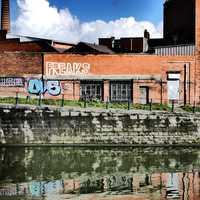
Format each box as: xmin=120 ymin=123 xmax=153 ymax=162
xmin=50 ymin=0 xmax=163 ymax=24
xmin=10 ymin=0 xmax=163 ymax=24
xmin=9 ymin=0 xmax=164 ymax=43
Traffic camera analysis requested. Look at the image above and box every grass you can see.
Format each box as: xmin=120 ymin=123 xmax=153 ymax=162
xmin=0 ymin=97 xmax=171 ymax=111
xmin=181 ymin=104 xmax=200 ymax=112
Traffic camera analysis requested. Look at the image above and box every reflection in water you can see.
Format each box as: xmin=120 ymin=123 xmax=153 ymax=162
xmin=0 ymin=147 xmax=200 ymax=200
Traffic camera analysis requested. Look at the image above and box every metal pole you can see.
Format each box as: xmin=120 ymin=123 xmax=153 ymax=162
xmin=160 ymin=80 xmax=163 ymax=105
xmin=15 ymin=92 xmax=19 ymax=106
xmin=193 ymin=101 xmax=196 ymax=113
xmin=84 ymin=96 xmax=87 ymax=108
xmin=150 ymin=99 xmax=152 ymax=111
xmin=171 ymin=100 xmax=175 ymax=113
xmin=61 ymin=94 xmax=64 ymax=107
xmin=128 ymin=99 xmax=131 ymax=110
xmin=106 ymin=97 xmax=109 ymax=109
xmin=26 ymin=95 xmax=30 ymax=104
xmin=38 ymin=94 xmax=42 ymax=106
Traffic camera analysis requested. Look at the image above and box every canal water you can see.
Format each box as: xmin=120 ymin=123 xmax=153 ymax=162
xmin=0 ymin=147 xmax=200 ymax=200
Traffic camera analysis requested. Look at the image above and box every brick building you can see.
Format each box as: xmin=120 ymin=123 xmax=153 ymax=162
xmin=0 ymin=0 xmax=200 ymax=105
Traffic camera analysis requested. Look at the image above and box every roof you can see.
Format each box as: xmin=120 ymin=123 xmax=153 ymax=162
xmin=67 ymin=42 xmax=114 ymax=54
xmin=5 ymin=33 xmax=74 ymax=53
xmin=6 ymin=33 xmax=74 ymax=45
xmin=83 ymin=42 xmax=114 ymax=54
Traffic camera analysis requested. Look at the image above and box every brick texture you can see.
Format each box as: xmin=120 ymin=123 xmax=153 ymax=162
xmin=0 ymin=52 xmax=43 ymax=75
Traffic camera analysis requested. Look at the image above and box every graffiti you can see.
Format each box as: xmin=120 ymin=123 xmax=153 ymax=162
xmin=80 ymin=175 xmax=133 ymax=194
xmin=46 ymin=62 xmax=90 ymax=76
xmin=106 ymin=175 xmax=133 ymax=191
xmin=47 ymin=81 xmax=61 ymax=96
xmin=28 ymin=79 xmax=61 ymax=96
xmin=29 ymin=180 xmax=64 ymax=197
xmin=80 ymin=178 xmax=104 ymax=194
xmin=0 ymin=181 xmax=63 ymax=197
xmin=0 ymin=183 xmax=28 ymax=197
xmin=0 ymin=77 xmax=24 ymax=87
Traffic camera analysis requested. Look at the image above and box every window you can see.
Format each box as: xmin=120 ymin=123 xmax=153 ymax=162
xmin=80 ymin=81 xmax=103 ymax=100
xmin=110 ymin=81 xmax=132 ymax=102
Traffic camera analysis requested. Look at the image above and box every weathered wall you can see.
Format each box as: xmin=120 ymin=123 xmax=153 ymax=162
xmin=0 ymin=40 xmax=57 ymax=52
xmin=0 ymin=53 xmax=196 ymax=104
xmin=196 ymin=0 xmax=200 ymax=107
xmin=44 ymin=54 xmax=196 ymax=104
xmin=44 ymin=54 xmax=195 ymax=77
xmin=0 ymin=106 xmax=200 ymax=145
xmin=0 ymin=52 xmax=43 ymax=75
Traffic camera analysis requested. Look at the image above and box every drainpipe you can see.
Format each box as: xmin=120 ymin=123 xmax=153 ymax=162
xmin=42 ymin=53 xmax=44 ymax=93
xmin=184 ymin=64 xmax=187 ymax=106
xmin=160 ymin=80 xmax=163 ymax=104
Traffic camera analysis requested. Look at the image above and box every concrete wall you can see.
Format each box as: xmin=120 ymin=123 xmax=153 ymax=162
xmin=0 ymin=106 xmax=200 ymax=145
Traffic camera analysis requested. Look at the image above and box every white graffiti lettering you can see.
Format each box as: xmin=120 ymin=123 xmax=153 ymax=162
xmin=46 ymin=62 xmax=91 ymax=76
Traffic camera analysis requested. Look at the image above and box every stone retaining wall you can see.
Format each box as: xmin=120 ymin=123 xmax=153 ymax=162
xmin=0 ymin=106 xmax=200 ymax=145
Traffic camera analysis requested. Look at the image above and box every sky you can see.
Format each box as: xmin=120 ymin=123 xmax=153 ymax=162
xmin=8 ymin=0 xmax=164 ymax=43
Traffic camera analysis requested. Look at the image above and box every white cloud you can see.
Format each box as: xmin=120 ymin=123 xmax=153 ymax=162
xmin=12 ymin=0 xmax=163 ymax=43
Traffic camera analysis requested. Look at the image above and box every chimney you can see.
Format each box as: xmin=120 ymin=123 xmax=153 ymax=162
xmin=1 ymin=0 xmax=10 ymax=32
xmin=144 ymin=29 xmax=150 ymax=40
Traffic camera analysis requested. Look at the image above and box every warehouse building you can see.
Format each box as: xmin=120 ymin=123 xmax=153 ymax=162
xmin=0 ymin=0 xmax=199 ymax=105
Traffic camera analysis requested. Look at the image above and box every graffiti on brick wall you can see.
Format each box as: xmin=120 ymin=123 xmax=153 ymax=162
xmin=28 ymin=79 xmax=61 ymax=96
xmin=0 ymin=180 xmax=64 ymax=197
xmin=46 ymin=62 xmax=90 ymax=76
xmin=0 ymin=77 xmax=24 ymax=87
xmin=80 ymin=175 xmax=133 ymax=193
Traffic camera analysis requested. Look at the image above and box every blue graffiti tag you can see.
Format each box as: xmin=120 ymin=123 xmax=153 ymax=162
xmin=47 ymin=81 xmax=61 ymax=96
xmin=28 ymin=80 xmax=61 ymax=96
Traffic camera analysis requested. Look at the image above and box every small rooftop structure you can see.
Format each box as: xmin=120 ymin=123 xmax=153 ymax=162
xmin=99 ymin=30 xmax=150 ymax=53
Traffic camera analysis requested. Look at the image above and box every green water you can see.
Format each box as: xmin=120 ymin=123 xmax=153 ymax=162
xmin=0 ymin=147 xmax=200 ymax=200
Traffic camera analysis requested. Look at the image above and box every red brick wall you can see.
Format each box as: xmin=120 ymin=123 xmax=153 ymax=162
xmin=0 ymin=52 xmax=43 ymax=75
xmin=0 ymin=52 xmax=42 ymax=98
xmin=0 ymin=50 xmax=197 ymax=103
xmin=44 ymin=54 xmax=194 ymax=76
xmin=0 ymin=40 xmax=54 ymax=52
xmin=0 ymin=52 xmax=197 ymax=104
xmin=60 ymin=80 xmax=80 ymax=100
xmin=196 ymin=0 xmax=200 ymax=104
xmin=103 ymin=80 xmax=110 ymax=102
xmin=44 ymin=54 xmax=196 ymax=104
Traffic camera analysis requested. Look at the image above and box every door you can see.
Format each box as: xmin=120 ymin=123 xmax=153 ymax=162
xmin=140 ymin=86 xmax=149 ymax=104
xmin=167 ymin=73 xmax=180 ymax=101
xmin=168 ymin=80 xmax=180 ymax=100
